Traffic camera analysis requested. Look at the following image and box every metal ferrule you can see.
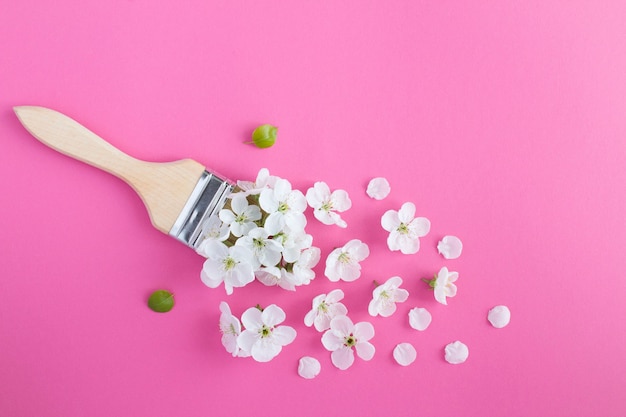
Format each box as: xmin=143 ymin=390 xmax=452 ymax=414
xmin=169 ymin=170 xmax=233 ymax=249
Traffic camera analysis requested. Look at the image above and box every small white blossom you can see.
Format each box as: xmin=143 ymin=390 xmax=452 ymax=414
xmin=200 ymin=241 xmax=255 ymax=295
xmin=274 ymin=226 xmax=313 ymax=263
xmin=324 ymin=239 xmax=370 ymax=282
xmin=306 ymin=181 xmax=351 ymax=228
xmin=237 ymin=304 xmax=297 ymax=362
xmin=431 ymin=266 xmax=459 ymax=305
xmin=218 ymin=302 xmax=249 ymax=357
xmin=219 ymin=194 xmax=261 ymax=237
xmin=235 ymin=168 xmax=278 ymax=196
xmin=235 ymin=227 xmax=283 ymax=268
xmin=298 ymin=356 xmax=321 ymax=379
xmin=368 ymin=276 xmax=409 ymax=317
xmin=366 ymin=177 xmax=391 ymax=200
xmin=408 ymin=307 xmax=432 ymax=331
xmin=381 ymin=202 xmax=430 ymax=254
xmin=488 ymin=305 xmax=511 ymax=328
xmin=292 ymin=246 xmax=321 ymax=286
xmin=304 ymin=289 xmax=348 ymax=332
xmin=444 ymin=341 xmax=469 ymax=364
xmin=393 ymin=343 xmax=417 ymax=366
xmin=321 ymin=315 xmax=375 ymax=370
xmin=259 ymin=178 xmax=307 ymax=235
xmin=196 ymin=215 xmax=230 ymax=256
xmin=437 ymin=235 xmax=463 ymax=259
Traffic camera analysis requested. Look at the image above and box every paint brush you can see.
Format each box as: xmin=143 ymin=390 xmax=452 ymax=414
xmin=14 ymin=106 xmax=233 ymax=249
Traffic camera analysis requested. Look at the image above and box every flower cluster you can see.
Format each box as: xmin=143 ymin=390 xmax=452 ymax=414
xmin=197 ymin=169 xmax=354 ymax=294
xmin=205 ymin=169 xmax=508 ymax=375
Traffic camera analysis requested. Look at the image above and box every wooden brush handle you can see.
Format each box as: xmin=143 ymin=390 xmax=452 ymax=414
xmin=14 ymin=106 xmax=206 ymax=234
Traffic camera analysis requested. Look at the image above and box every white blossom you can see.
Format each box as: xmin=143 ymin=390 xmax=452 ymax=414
xmin=219 ymin=194 xmax=261 ymax=237
xmin=218 ymin=302 xmax=249 ymax=357
xmin=324 ymin=239 xmax=370 ymax=282
xmin=259 ymin=178 xmax=307 ymax=235
xmin=432 ymin=266 xmax=459 ymax=305
xmin=368 ymin=276 xmax=409 ymax=317
xmin=321 ymin=315 xmax=375 ymax=370
xmin=200 ymin=241 xmax=255 ymax=295
xmin=274 ymin=226 xmax=313 ymax=263
xmin=235 ymin=168 xmax=278 ymax=196
xmin=381 ymin=202 xmax=430 ymax=254
xmin=255 ymin=266 xmax=298 ymax=291
xmin=292 ymin=246 xmax=321 ymax=286
xmin=237 ymin=304 xmax=296 ymax=362
xmin=235 ymin=227 xmax=283 ymax=268
xmin=306 ymin=181 xmax=351 ymax=228
xmin=196 ymin=215 xmax=230 ymax=256
xmin=304 ymin=289 xmax=348 ymax=332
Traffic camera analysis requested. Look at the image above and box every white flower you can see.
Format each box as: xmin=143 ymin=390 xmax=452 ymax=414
xmin=298 ymin=356 xmax=321 ymax=379
xmin=200 ymin=241 xmax=255 ymax=295
xmin=321 ymin=315 xmax=375 ymax=370
xmin=218 ymin=302 xmax=249 ymax=357
xmin=408 ymin=307 xmax=432 ymax=331
xmin=324 ymin=239 xmax=370 ymax=282
xmin=235 ymin=227 xmax=283 ymax=268
xmin=292 ymin=246 xmax=321 ymax=286
xmin=235 ymin=168 xmax=277 ymax=196
xmin=274 ymin=226 xmax=313 ymax=263
xmin=444 ymin=341 xmax=469 ymax=364
xmin=219 ymin=194 xmax=261 ymax=237
xmin=304 ymin=289 xmax=348 ymax=332
xmin=366 ymin=177 xmax=391 ymax=200
xmin=431 ymin=266 xmax=459 ymax=305
xmin=437 ymin=235 xmax=463 ymax=259
xmin=368 ymin=276 xmax=409 ymax=317
xmin=381 ymin=202 xmax=430 ymax=254
xmin=305 ymin=181 xmax=351 ymax=228
xmin=237 ymin=304 xmax=297 ymax=362
xmin=393 ymin=343 xmax=417 ymax=366
xmin=488 ymin=305 xmax=511 ymax=328
xmin=196 ymin=215 xmax=230 ymax=256
xmin=259 ymin=178 xmax=307 ymax=235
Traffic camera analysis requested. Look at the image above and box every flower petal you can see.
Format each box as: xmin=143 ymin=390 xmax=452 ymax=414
xmin=398 ymin=202 xmax=416 ymax=223
xmin=331 ymin=346 xmax=355 ymax=370
xmin=366 ymin=177 xmax=390 ymax=200
xmin=321 ymin=329 xmax=344 ymax=351
xmin=381 ymin=210 xmax=400 ymax=231
xmin=488 ymin=305 xmax=511 ymax=328
xmin=411 ymin=217 xmax=431 ymax=237
xmin=330 ymin=189 xmax=352 ymax=211
xmin=393 ymin=343 xmax=417 ymax=366
xmin=408 ymin=307 xmax=432 ymax=331
xmin=241 ymin=306 xmax=263 ymax=330
xmin=444 ymin=341 xmax=469 ymax=364
xmin=251 ymin=338 xmax=282 ymax=362
xmin=262 ymin=304 xmax=286 ymax=327
xmin=355 ymin=341 xmax=375 ymax=361
xmin=298 ymin=356 xmax=321 ymax=379
xmin=325 ymin=289 xmax=345 ymax=304
xmin=437 ymin=235 xmax=463 ymax=259
xmin=353 ymin=321 xmax=375 ymax=342
xmin=330 ymin=315 xmax=354 ymax=336
xmin=272 ymin=325 xmax=297 ymax=346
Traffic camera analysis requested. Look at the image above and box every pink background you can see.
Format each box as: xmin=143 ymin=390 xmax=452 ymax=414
xmin=1 ymin=1 xmax=625 ymax=416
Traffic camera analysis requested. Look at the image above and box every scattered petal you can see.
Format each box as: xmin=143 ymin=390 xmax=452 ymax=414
xmin=366 ymin=177 xmax=391 ymax=200
xmin=488 ymin=305 xmax=511 ymax=328
xmin=298 ymin=356 xmax=321 ymax=379
xmin=444 ymin=341 xmax=469 ymax=364
xmin=437 ymin=236 xmax=463 ymax=259
xmin=393 ymin=343 xmax=417 ymax=366
xmin=408 ymin=307 xmax=432 ymax=331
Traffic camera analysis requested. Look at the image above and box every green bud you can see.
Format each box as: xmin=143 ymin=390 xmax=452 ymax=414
xmin=250 ymin=124 xmax=277 ymax=148
xmin=148 ymin=290 xmax=175 ymax=313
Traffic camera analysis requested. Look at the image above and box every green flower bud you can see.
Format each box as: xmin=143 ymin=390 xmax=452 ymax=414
xmin=250 ymin=124 xmax=277 ymax=148
xmin=148 ymin=290 xmax=175 ymax=313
